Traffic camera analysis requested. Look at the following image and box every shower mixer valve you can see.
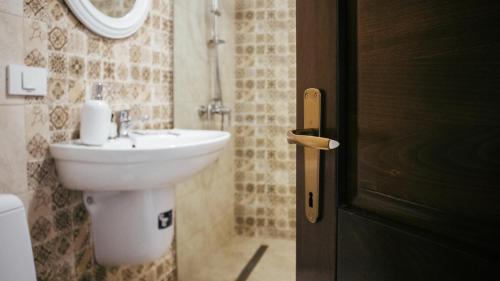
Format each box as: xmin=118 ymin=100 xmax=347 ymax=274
xmin=198 ymin=100 xmax=231 ymax=130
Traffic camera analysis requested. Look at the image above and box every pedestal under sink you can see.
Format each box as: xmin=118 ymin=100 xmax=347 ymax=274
xmin=50 ymin=129 xmax=230 ymax=265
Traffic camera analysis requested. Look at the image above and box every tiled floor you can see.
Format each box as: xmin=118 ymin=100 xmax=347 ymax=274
xmin=183 ymin=237 xmax=295 ymax=281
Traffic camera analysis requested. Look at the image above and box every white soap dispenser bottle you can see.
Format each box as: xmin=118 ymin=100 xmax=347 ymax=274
xmin=80 ymin=83 xmax=111 ymax=146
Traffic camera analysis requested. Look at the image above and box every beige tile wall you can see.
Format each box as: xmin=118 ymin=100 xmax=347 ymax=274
xmin=0 ymin=0 xmax=176 ymax=280
xmin=233 ymin=0 xmax=297 ymax=240
xmin=173 ymin=0 xmax=236 ymax=280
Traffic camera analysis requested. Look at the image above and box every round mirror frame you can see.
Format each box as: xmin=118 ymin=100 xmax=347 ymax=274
xmin=65 ymin=0 xmax=151 ymax=39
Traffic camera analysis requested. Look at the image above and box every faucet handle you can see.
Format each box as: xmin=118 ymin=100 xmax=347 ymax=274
xmin=95 ymin=83 xmax=104 ymax=100
xmin=118 ymin=110 xmax=130 ymax=122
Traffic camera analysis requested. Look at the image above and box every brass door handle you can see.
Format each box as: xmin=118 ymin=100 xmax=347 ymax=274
xmin=287 ymin=129 xmax=339 ymax=150
xmin=288 ymin=88 xmax=340 ymax=223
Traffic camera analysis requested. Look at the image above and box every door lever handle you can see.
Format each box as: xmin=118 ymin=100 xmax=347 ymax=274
xmin=287 ymin=88 xmax=340 ymax=223
xmin=287 ymin=129 xmax=339 ymax=150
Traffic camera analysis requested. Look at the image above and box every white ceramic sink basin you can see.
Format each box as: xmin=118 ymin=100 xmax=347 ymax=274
xmin=49 ymin=129 xmax=230 ymax=266
xmin=50 ymin=129 xmax=230 ymax=191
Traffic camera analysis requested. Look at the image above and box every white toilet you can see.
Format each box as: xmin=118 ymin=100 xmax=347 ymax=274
xmin=0 ymin=194 xmax=37 ymax=281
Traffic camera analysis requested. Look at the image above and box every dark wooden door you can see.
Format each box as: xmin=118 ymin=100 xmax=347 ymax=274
xmin=296 ymin=0 xmax=340 ymax=280
xmin=297 ymin=1 xmax=500 ymax=280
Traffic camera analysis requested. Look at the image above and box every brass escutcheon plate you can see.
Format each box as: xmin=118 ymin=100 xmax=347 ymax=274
xmin=304 ymin=88 xmax=321 ymax=223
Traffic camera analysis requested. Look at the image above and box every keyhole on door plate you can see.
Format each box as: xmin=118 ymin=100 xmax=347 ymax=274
xmin=308 ymin=192 xmax=314 ymax=208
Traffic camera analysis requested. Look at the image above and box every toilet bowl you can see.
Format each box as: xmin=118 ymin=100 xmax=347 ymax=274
xmin=0 ymin=194 xmax=37 ymax=281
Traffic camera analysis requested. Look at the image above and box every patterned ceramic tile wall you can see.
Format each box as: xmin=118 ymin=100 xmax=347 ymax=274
xmin=233 ymin=0 xmax=297 ymax=239
xmin=21 ymin=0 xmax=176 ymax=280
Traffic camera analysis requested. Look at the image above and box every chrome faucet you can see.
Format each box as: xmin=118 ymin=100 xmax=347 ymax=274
xmin=118 ymin=110 xmax=132 ymax=138
xmin=117 ymin=110 xmax=149 ymax=138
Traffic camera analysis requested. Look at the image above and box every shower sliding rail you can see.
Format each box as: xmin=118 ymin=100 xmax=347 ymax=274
xmin=198 ymin=0 xmax=231 ymax=130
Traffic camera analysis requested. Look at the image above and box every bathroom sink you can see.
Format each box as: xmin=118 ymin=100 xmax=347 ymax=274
xmin=50 ymin=129 xmax=230 ymax=191
xmin=49 ymin=129 xmax=230 ymax=265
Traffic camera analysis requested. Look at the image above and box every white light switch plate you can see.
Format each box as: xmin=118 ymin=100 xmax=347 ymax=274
xmin=7 ymin=64 xmax=47 ymax=96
